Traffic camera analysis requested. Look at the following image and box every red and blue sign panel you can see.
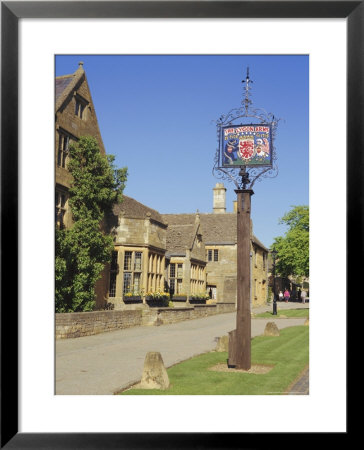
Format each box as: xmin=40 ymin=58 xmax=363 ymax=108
xmin=220 ymin=124 xmax=272 ymax=167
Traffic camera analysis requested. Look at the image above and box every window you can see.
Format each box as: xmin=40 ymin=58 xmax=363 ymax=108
xmin=109 ymin=273 xmax=117 ymax=297
xmin=55 ymin=189 xmax=67 ymax=228
xmin=123 ymin=250 xmax=144 ymax=295
xmin=124 ymin=251 xmax=132 ymax=271
xmin=57 ymin=131 xmax=70 ymax=168
xmin=134 ymin=252 xmax=142 ymax=271
xmin=207 ymin=249 xmax=219 ymax=262
xmin=123 ymin=273 xmax=132 ymax=294
xmin=147 ymin=251 xmax=164 ymax=292
xmin=110 ymin=251 xmax=118 ymax=271
xmin=134 ymin=273 xmax=141 ymax=293
xmin=109 ymin=251 xmax=118 ymax=297
xmin=169 ymin=263 xmax=183 ymax=294
xmin=170 ymin=263 xmax=176 ymax=278
xmin=177 ymin=263 xmax=183 ymax=278
xmin=190 ymin=263 xmax=205 ymax=294
xmin=75 ymin=96 xmax=87 ymax=119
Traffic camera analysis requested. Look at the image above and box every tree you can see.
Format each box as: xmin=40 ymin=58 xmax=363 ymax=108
xmin=272 ymin=205 xmax=309 ymax=278
xmin=55 ymin=136 xmax=127 ymax=312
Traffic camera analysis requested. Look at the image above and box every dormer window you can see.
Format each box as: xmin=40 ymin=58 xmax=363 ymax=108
xmin=74 ymin=95 xmax=88 ymax=119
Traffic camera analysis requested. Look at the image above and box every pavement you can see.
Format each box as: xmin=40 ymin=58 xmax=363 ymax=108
xmin=287 ymin=366 xmax=309 ymax=395
xmin=55 ymin=301 xmax=309 ymax=395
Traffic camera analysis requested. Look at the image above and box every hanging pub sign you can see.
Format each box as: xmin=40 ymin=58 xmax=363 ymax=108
xmin=220 ymin=124 xmax=272 ymax=168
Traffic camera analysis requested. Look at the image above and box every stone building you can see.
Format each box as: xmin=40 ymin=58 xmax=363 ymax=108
xmin=55 ymin=63 xmax=109 ymax=306
xmin=55 ymin=62 xmax=106 ymax=229
xmin=164 ymin=212 xmax=206 ymax=299
xmin=162 ymin=211 xmax=236 ymax=303
xmin=106 ymin=183 xmax=268 ymax=308
xmin=251 ymin=235 xmax=269 ymax=305
xmin=55 ymin=64 xmax=268 ymax=310
xmin=162 ymin=183 xmax=269 ymax=307
xmin=108 ymin=196 xmax=168 ymax=309
xmin=107 ymin=197 xmax=207 ymax=309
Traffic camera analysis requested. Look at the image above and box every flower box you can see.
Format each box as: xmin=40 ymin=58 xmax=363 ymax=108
xmin=146 ymin=296 xmax=169 ymax=307
xmin=171 ymin=295 xmax=187 ymax=302
xmin=123 ymin=295 xmax=142 ymax=304
xmin=189 ymin=298 xmax=207 ymax=304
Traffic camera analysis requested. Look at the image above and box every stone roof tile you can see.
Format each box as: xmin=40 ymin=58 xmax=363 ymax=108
xmin=55 ymin=64 xmax=85 ymax=112
xmin=113 ymin=196 xmax=166 ymax=225
xmin=252 ymin=235 xmax=269 ymax=252
xmin=162 ymin=212 xmax=268 ymax=250
xmin=165 ymin=224 xmax=195 ymax=255
xmin=55 ymin=75 xmax=73 ymax=102
xmin=162 ymin=213 xmax=237 ymax=244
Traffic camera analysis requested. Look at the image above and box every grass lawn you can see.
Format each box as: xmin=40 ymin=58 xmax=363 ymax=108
xmin=255 ymin=308 xmax=309 ymax=319
xmin=120 ymin=325 xmax=309 ymax=395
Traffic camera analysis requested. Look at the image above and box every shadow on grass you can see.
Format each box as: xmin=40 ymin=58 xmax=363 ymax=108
xmin=254 ymin=308 xmax=309 ymax=319
xmin=119 ymin=325 xmax=309 ymax=395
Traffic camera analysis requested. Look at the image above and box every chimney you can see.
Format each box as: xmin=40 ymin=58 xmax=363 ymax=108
xmin=213 ymin=183 xmax=226 ymax=214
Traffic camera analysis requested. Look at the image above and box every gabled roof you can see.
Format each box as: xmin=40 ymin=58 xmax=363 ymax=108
xmin=162 ymin=212 xmax=268 ymax=250
xmin=113 ymin=196 xmax=167 ymax=226
xmin=252 ymin=235 xmax=269 ymax=252
xmin=55 ymin=63 xmax=107 ymax=156
xmin=55 ymin=75 xmax=73 ymax=102
xmin=113 ymin=197 xmax=268 ymax=253
xmin=165 ymin=224 xmax=195 ymax=256
xmin=200 ymin=214 xmax=237 ymax=244
xmin=55 ymin=63 xmax=85 ymax=112
xmin=162 ymin=213 xmax=237 ymax=245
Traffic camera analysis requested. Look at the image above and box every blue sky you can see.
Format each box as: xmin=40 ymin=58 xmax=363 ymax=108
xmin=56 ymin=55 xmax=309 ymax=248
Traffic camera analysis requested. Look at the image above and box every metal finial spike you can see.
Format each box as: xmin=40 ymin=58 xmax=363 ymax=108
xmin=242 ymin=67 xmax=252 ymax=82
xmin=242 ymin=67 xmax=253 ymax=112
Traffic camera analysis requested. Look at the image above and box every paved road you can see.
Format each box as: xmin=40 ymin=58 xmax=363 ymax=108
xmin=56 ymin=304 xmax=308 ymax=395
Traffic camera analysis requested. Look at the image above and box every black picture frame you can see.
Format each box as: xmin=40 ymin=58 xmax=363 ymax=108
xmin=1 ymin=1 xmax=356 ymax=447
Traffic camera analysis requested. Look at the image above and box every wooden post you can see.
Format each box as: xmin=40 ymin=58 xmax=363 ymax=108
xmin=229 ymin=189 xmax=254 ymax=370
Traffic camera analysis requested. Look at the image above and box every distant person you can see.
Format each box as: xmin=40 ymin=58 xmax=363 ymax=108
xmin=284 ymin=289 xmax=290 ymax=303
xmin=278 ymin=291 xmax=283 ymax=301
xmin=301 ymin=290 xmax=307 ymax=304
xmin=209 ymin=288 xmax=212 ymax=299
xmin=298 ymin=289 xmax=301 ymax=302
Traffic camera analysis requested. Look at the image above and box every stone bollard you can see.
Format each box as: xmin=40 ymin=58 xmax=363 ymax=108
xmin=264 ymin=322 xmax=280 ymax=336
xmin=139 ymin=352 xmax=170 ymax=390
xmin=215 ymin=335 xmax=229 ymax=352
xmin=304 ymin=318 xmax=309 ymax=326
xmin=154 ymin=314 xmax=163 ymax=326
